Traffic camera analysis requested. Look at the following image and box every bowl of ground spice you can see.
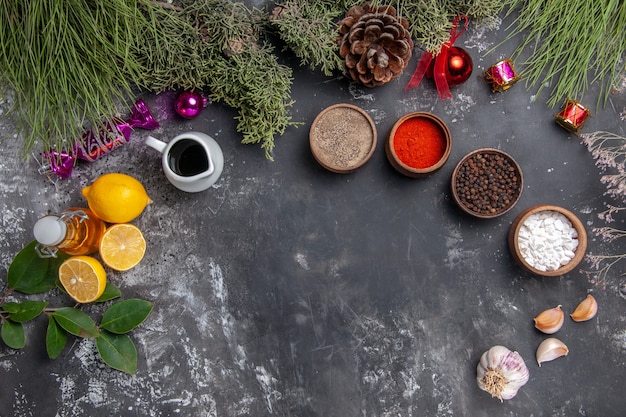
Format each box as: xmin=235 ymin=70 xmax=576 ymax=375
xmin=309 ymin=103 xmax=377 ymax=173
xmin=385 ymin=112 xmax=452 ymax=177
xmin=451 ymin=148 xmax=523 ymax=218
xmin=508 ymin=205 xmax=587 ymax=276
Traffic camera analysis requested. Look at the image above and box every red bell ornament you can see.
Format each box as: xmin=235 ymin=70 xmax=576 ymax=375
xmin=426 ymin=46 xmax=473 ymax=87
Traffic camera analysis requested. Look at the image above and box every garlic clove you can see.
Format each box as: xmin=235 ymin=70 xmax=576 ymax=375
xmin=536 ymin=337 xmax=569 ymax=366
xmin=570 ymin=294 xmax=598 ymax=322
xmin=534 ymin=305 xmax=564 ymax=334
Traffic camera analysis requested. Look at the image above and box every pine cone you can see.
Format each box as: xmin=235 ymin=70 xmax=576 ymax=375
xmin=337 ymin=3 xmax=413 ymax=87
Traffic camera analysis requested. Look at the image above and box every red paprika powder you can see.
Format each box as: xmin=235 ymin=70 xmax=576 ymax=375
xmin=393 ymin=117 xmax=446 ymax=169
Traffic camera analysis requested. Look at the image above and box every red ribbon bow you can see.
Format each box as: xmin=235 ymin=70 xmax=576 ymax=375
xmin=405 ymin=15 xmax=469 ymax=99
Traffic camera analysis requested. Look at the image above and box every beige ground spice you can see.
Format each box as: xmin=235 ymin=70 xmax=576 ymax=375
xmin=310 ymin=106 xmax=376 ymax=171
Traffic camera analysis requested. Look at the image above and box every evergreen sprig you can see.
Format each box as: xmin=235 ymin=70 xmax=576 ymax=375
xmin=206 ymin=47 xmax=297 ymax=159
xmin=139 ymin=0 xmax=299 ymax=159
xmin=369 ymin=0 xmax=506 ymax=53
xmin=0 ymin=0 xmax=298 ymax=160
xmin=270 ymin=0 xmax=505 ymax=73
xmin=503 ymin=0 xmax=626 ymax=107
xmin=0 ymin=0 xmax=153 ymax=157
xmin=268 ymin=0 xmax=360 ymax=76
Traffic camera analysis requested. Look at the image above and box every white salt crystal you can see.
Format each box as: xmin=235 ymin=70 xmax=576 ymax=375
xmin=517 ymin=210 xmax=580 ymax=271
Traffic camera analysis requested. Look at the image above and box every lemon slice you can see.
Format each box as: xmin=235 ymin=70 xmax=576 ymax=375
xmin=99 ymin=224 xmax=146 ymax=271
xmin=58 ymin=256 xmax=107 ymax=303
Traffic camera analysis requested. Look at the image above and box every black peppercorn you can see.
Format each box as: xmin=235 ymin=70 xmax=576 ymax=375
xmin=453 ymin=150 xmax=522 ymax=216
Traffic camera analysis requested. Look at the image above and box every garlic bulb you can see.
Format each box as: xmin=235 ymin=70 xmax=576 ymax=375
xmin=476 ymin=345 xmax=530 ymax=401
xmin=533 ymin=305 xmax=564 ymax=334
xmin=570 ymin=294 xmax=598 ymax=322
xmin=536 ymin=337 xmax=569 ymax=366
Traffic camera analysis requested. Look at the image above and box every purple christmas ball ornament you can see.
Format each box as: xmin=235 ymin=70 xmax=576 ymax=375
xmin=175 ymin=91 xmax=209 ymax=119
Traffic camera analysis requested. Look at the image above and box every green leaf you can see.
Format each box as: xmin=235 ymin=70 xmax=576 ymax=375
xmin=46 ymin=316 xmax=68 ymax=359
xmin=100 ymin=299 xmax=153 ymax=334
xmin=7 ymin=241 xmax=51 ymax=294
xmin=1 ymin=319 xmax=25 ymax=349
xmin=96 ymin=283 xmax=122 ymax=302
xmin=96 ymin=330 xmax=137 ymax=374
xmin=33 ymin=251 xmax=70 ymax=294
xmin=3 ymin=301 xmax=48 ymax=322
xmin=50 ymin=307 xmax=100 ymax=338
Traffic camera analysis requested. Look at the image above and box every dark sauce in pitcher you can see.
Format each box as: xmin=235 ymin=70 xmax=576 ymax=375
xmin=168 ymin=139 xmax=209 ymax=176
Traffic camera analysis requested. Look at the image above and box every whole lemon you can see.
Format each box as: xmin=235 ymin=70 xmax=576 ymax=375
xmin=82 ymin=173 xmax=152 ymax=223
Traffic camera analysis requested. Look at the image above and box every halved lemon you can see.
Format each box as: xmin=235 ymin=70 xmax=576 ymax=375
xmin=99 ymin=223 xmax=146 ymax=271
xmin=58 ymin=256 xmax=107 ymax=303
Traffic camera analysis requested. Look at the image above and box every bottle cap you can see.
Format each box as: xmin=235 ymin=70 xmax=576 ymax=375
xmin=33 ymin=215 xmax=67 ymax=246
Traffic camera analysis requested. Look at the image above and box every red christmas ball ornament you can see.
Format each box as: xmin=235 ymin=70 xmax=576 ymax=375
xmin=175 ymin=91 xmax=208 ymax=119
xmin=446 ymin=46 xmax=473 ymax=86
xmin=426 ymin=46 xmax=473 ymax=88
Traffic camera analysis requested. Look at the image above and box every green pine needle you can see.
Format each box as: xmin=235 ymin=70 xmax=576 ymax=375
xmin=0 ymin=0 xmax=299 ymax=160
xmin=504 ymin=0 xmax=626 ymax=107
xmin=0 ymin=0 xmax=151 ymax=157
xmin=270 ymin=0 xmax=505 ymax=65
xmin=137 ymin=0 xmax=299 ymax=160
xmin=268 ymin=0 xmax=361 ymax=76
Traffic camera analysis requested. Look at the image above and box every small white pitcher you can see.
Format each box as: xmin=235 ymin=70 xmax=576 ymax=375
xmin=145 ymin=132 xmax=223 ymax=192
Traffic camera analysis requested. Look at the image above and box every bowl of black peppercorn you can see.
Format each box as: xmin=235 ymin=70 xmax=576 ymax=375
xmin=451 ymin=148 xmax=523 ymax=218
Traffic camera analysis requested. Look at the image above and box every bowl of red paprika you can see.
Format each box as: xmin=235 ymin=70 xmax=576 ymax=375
xmin=385 ymin=112 xmax=452 ymax=178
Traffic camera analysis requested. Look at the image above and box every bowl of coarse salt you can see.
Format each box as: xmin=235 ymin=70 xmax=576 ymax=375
xmin=508 ymin=205 xmax=587 ymax=276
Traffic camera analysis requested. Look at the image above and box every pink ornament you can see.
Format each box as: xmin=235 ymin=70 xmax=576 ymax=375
xmin=175 ymin=91 xmax=208 ymax=119
xmin=40 ymin=99 xmax=159 ymax=179
xmin=484 ymin=59 xmax=521 ymax=92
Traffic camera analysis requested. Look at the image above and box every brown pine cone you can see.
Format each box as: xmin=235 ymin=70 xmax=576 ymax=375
xmin=337 ymin=3 xmax=413 ymax=87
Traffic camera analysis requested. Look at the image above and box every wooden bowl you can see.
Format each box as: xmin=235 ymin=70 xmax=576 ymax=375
xmin=385 ymin=112 xmax=452 ymax=178
xmin=451 ymin=148 xmax=523 ymax=218
xmin=508 ymin=205 xmax=587 ymax=276
xmin=309 ymin=103 xmax=377 ymax=173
